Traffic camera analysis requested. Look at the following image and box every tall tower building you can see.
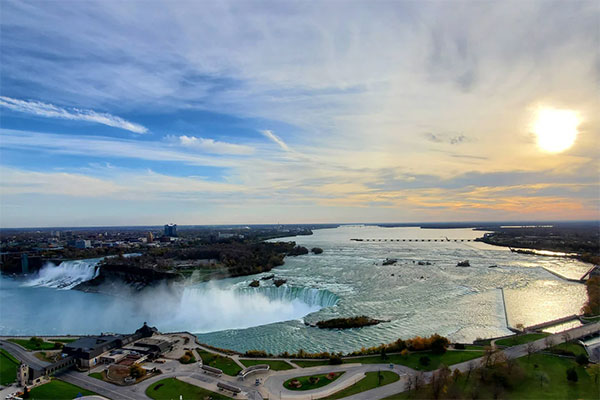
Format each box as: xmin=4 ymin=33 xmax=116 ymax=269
xmin=164 ymin=224 xmax=177 ymax=237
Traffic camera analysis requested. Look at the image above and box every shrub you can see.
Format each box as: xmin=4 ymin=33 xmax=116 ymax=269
xmin=53 ymin=342 xmax=63 ymax=350
xmin=329 ymin=355 xmax=342 ymax=365
xmin=575 ymin=354 xmax=589 ymax=366
xmin=245 ymin=350 xmax=268 ymax=358
xmin=130 ymin=364 xmax=146 ymax=379
xmin=308 ymin=376 xmax=320 ymax=384
xmin=454 ymin=343 xmax=466 ymax=350
xmin=566 ymin=367 xmax=578 ymax=382
xmin=29 ymin=337 xmax=44 ymax=349
xmin=419 ymin=356 xmax=431 ymax=366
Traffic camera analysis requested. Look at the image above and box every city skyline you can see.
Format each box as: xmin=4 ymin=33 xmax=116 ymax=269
xmin=1 ymin=1 xmax=599 ymax=227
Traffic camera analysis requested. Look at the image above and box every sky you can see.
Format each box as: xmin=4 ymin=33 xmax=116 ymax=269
xmin=0 ymin=0 xmax=598 ymax=228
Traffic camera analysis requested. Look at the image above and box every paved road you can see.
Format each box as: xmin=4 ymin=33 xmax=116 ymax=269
xmin=0 ymin=340 xmax=49 ymax=369
xmin=342 ymin=321 xmax=600 ymax=400
xmin=3 ymin=322 xmax=598 ymax=400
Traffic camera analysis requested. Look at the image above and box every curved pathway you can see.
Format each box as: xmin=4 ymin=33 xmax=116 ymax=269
xmin=2 ymin=322 xmax=598 ymax=400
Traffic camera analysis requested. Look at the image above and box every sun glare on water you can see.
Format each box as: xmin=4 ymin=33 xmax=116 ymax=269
xmin=532 ymin=108 xmax=580 ymax=153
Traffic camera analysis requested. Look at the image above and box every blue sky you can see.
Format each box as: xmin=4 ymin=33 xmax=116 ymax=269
xmin=0 ymin=0 xmax=598 ymax=227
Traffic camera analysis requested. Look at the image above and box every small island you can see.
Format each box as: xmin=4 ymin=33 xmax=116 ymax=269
xmin=315 ymin=316 xmax=387 ymax=329
xmin=311 ymin=247 xmax=323 ymax=254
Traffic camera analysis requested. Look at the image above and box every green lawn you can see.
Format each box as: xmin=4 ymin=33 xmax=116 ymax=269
xmin=240 ymin=358 xmax=294 ymax=370
xmin=293 ymin=359 xmax=331 ymax=368
xmin=383 ymin=353 xmax=599 ymax=399
xmin=0 ymin=349 xmax=19 ymax=385
xmin=550 ymin=342 xmax=587 ymax=357
xmin=89 ymin=372 xmax=104 ymax=380
xmin=146 ymin=377 xmax=231 ymax=400
xmin=8 ymin=338 xmax=56 ymax=351
xmin=283 ymin=371 xmax=345 ymax=390
xmin=344 ymin=350 xmax=484 ymax=371
xmin=321 ymin=371 xmax=399 ymax=399
xmin=197 ymin=350 xmax=242 ymax=376
xmin=495 ymin=333 xmax=549 ymax=347
xmin=28 ymin=379 xmax=96 ymax=399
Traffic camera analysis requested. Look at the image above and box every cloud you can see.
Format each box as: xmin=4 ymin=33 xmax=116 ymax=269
xmin=0 ymin=129 xmax=231 ymax=167
xmin=0 ymin=96 xmax=148 ymax=134
xmin=168 ymin=135 xmax=254 ymax=155
xmin=260 ymin=130 xmax=291 ymax=152
xmin=424 ymin=133 xmax=469 ymax=145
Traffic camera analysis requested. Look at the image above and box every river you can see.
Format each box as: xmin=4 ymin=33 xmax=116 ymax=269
xmin=0 ymin=226 xmax=588 ymax=354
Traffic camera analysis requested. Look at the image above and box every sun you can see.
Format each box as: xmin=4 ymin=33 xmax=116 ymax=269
xmin=532 ymin=108 xmax=580 ymax=153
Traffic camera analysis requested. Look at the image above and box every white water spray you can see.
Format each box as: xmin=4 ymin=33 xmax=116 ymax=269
xmin=22 ymin=258 xmax=102 ymax=290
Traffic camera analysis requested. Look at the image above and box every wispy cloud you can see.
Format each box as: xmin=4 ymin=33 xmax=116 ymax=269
xmin=0 ymin=96 xmax=148 ymax=134
xmin=260 ymin=130 xmax=291 ymax=152
xmin=168 ymin=135 xmax=254 ymax=155
xmin=0 ymin=129 xmax=231 ymax=167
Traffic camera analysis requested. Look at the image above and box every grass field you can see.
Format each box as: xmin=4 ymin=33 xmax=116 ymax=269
xmin=240 ymin=358 xmax=294 ymax=370
xmin=343 ymin=350 xmax=484 ymax=371
xmin=283 ymin=371 xmax=345 ymax=390
xmin=550 ymin=342 xmax=587 ymax=357
xmin=0 ymin=348 xmax=19 ymax=385
xmin=495 ymin=333 xmax=549 ymax=347
xmin=89 ymin=372 xmax=104 ymax=380
xmin=321 ymin=371 xmax=399 ymax=399
xmin=293 ymin=359 xmax=332 ymax=368
xmin=8 ymin=338 xmax=57 ymax=351
xmin=197 ymin=350 xmax=242 ymax=376
xmin=383 ymin=353 xmax=599 ymax=399
xmin=146 ymin=377 xmax=231 ymax=400
xmin=292 ymin=350 xmax=483 ymax=371
xmin=28 ymin=379 xmax=96 ymax=399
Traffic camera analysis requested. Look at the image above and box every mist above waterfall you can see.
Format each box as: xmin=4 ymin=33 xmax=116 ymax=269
xmin=3 ymin=269 xmax=338 ymax=336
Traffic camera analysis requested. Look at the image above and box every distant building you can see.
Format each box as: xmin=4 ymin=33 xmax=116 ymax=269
xmin=147 ymin=232 xmax=154 ymax=243
xmin=164 ymin=224 xmax=177 ymax=237
xmin=74 ymin=239 xmax=91 ymax=249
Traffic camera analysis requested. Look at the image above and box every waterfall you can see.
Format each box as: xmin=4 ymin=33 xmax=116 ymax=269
xmin=22 ymin=258 xmax=102 ymax=290
xmin=239 ymin=285 xmax=339 ymax=308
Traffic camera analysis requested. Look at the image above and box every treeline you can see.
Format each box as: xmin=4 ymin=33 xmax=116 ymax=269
xmin=243 ymin=333 xmax=450 ymax=359
xmin=582 ymin=276 xmax=600 ymax=316
xmin=101 ymin=241 xmax=303 ymax=277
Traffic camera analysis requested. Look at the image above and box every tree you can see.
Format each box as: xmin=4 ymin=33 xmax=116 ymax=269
xmin=432 ymin=365 xmax=451 ymax=399
xmin=544 ymin=335 xmax=554 ymax=351
xmin=566 ymin=367 xmax=578 ymax=382
xmin=452 ymin=368 xmax=462 ymax=383
xmin=329 ymin=355 xmax=342 ymax=365
xmin=526 ymin=342 xmax=536 ymax=358
xmin=466 ymin=361 xmax=476 ymax=382
xmin=414 ymin=372 xmax=425 ymax=392
xmin=380 ymin=346 xmax=387 ymax=360
xmin=535 ymin=371 xmax=549 ymax=388
xmin=130 ymin=364 xmax=147 ymax=379
xmin=431 ymin=336 xmax=449 ymax=355
xmin=29 ymin=337 xmax=44 ymax=349
xmin=419 ymin=355 xmax=430 ymax=366
xmin=22 ymin=387 xmax=29 ymax=399
xmin=575 ymin=354 xmax=589 ymax=366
